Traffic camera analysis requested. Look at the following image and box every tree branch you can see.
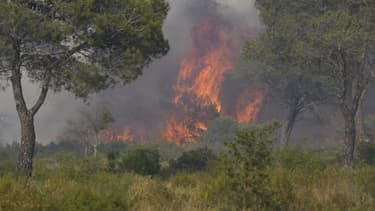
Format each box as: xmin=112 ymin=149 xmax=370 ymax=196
xmin=30 ymin=72 xmax=50 ymax=116
xmin=10 ymin=38 xmax=29 ymax=116
xmin=30 ymin=42 xmax=87 ymax=116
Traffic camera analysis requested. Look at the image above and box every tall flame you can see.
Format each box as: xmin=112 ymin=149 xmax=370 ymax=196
xmin=163 ymin=16 xmax=265 ymax=144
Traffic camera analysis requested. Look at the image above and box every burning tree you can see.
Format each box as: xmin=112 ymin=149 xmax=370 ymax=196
xmin=0 ymin=0 xmax=169 ymax=176
xmin=163 ymin=12 xmax=264 ymax=144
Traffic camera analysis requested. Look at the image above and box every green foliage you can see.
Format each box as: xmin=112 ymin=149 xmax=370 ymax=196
xmin=198 ymin=117 xmax=238 ymax=152
xmin=0 ymin=0 xmax=170 ymax=96
xmin=138 ymin=141 xmax=184 ymax=162
xmin=106 ymin=151 xmax=120 ymax=173
xmin=121 ymin=148 xmax=161 ymax=176
xmin=273 ymin=147 xmax=334 ymax=173
xmin=0 ymin=144 xmax=375 ymax=210
xmin=0 ymin=143 xmax=17 ymax=160
xmin=0 ymin=160 xmax=16 ymax=177
xmin=97 ymin=107 xmax=115 ymax=131
xmin=245 ymin=0 xmax=375 ymax=166
xmin=357 ymin=141 xmax=375 ymax=165
xmin=364 ymin=115 xmax=375 ymax=141
xmin=169 ymin=147 xmax=216 ymax=174
xmin=223 ymin=122 xmax=283 ymax=210
xmin=0 ymin=173 xmax=130 ymax=211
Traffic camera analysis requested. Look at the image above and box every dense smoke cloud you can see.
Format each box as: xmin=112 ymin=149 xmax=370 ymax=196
xmin=0 ymin=0 xmax=260 ymax=144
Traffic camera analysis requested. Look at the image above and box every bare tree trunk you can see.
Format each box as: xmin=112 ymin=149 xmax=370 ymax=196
xmin=93 ymin=144 xmax=97 ymax=158
xmin=356 ymin=89 xmax=369 ymax=143
xmin=280 ymin=106 xmax=298 ymax=148
xmin=11 ymin=71 xmax=48 ymax=176
xmin=93 ymin=134 xmax=99 ymax=158
xmin=84 ymin=144 xmax=88 ymax=158
xmin=10 ymin=45 xmax=37 ymax=177
xmin=8 ymin=39 xmax=51 ymax=177
xmin=341 ymin=83 xmax=367 ymax=168
xmin=16 ymin=114 xmax=36 ymax=177
xmin=342 ymin=109 xmax=357 ymax=168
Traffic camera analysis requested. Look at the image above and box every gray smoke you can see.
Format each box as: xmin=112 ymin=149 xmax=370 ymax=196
xmin=0 ymin=0 xmax=261 ymax=144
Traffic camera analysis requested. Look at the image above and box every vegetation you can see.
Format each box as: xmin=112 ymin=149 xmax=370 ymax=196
xmin=243 ymin=0 xmax=375 ymax=167
xmin=0 ymin=0 xmax=170 ymax=176
xmin=168 ymin=147 xmax=216 ymax=174
xmin=60 ymin=106 xmax=115 ymax=158
xmin=121 ymin=147 xmax=161 ymax=176
xmin=0 ymin=0 xmax=374 ymax=210
xmin=1 ymin=124 xmax=375 ymax=210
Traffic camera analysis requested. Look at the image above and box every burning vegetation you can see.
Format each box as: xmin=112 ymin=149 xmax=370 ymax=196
xmin=163 ymin=16 xmax=264 ymax=144
xmin=103 ymin=13 xmax=264 ymax=145
xmin=98 ymin=3 xmax=264 ymax=145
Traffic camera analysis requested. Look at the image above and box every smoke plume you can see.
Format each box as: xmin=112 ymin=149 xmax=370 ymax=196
xmin=0 ymin=0 xmax=261 ymax=144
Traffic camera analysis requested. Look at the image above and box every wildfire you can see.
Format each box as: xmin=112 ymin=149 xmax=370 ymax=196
xmin=101 ymin=128 xmax=135 ymax=142
xmin=235 ymin=90 xmax=265 ymax=123
xmin=163 ymin=111 xmax=208 ymax=145
xmin=173 ymin=17 xmax=237 ymax=113
xmin=163 ymin=16 xmax=264 ymax=144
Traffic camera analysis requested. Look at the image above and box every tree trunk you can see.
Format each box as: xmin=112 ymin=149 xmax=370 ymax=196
xmin=342 ymin=110 xmax=357 ymax=168
xmin=93 ymin=134 xmax=99 ymax=158
xmin=280 ymin=106 xmax=298 ymax=148
xmin=84 ymin=144 xmax=88 ymax=158
xmin=16 ymin=114 xmax=36 ymax=177
xmin=10 ymin=38 xmax=50 ymax=177
xmin=356 ymin=89 xmax=368 ymax=143
xmin=93 ymin=144 xmax=97 ymax=158
xmin=340 ymin=84 xmax=367 ymax=168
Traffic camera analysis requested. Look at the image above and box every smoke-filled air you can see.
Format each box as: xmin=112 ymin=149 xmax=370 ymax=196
xmin=0 ymin=0 xmax=375 ymax=210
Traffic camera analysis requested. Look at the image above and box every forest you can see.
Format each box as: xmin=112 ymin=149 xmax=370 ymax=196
xmin=0 ymin=0 xmax=375 ymax=210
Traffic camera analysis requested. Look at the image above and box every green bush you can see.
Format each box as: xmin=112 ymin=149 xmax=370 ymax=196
xmin=222 ymin=122 xmax=288 ymax=210
xmin=121 ymin=148 xmax=161 ymax=176
xmin=0 ymin=160 xmax=16 ymax=177
xmin=199 ymin=117 xmax=239 ymax=153
xmin=0 ymin=147 xmax=374 ymax=210
xmin=273 ymin=147 xmax=333 ymax=174
xmin=357 ymin=141 xmax=375 ymax=165
xmin=107 ymin=151 xmax=120 ymax=173
xmin=169 ymin=147 xmax=216 ymax=174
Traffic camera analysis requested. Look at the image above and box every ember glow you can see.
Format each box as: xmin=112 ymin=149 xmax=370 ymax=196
xmin=163 ymin=16 xmax=264 ymax=145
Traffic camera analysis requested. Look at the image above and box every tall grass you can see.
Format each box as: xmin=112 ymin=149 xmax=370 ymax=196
xmin=0 ymin=149 xmax=375 ymax=210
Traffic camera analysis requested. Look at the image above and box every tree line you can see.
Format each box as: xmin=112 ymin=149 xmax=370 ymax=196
xmin=240 ymin=0 xmax=375 ymax=168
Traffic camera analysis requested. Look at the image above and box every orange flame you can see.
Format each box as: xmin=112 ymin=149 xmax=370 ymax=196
xmin=163 ymin=111 xmax=207 ymax=145
xmin=101 ymin=128 xmax=135 ymax=142
xmin=163 ymin=16 xmax=263 ymax=144
xmin=173 ymin=17 xmax=237 ymax=113
xmin=235 ymin=90 xmax=265 ymax=123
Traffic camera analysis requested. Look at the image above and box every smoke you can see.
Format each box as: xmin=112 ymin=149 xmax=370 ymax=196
xmin=0 ymin=0 xmax=261 ymax=144
xmin=214 ymin=0 xmax=259 ymax=25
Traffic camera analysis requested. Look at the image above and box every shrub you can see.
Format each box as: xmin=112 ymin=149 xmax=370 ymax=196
xmin=223 ymin=122 xmax=287 ymax=210
xmin=169 ymin=147 xmax=216 ymax=174
xmin=0 ymin=160 xmax=16 ymax=177
xmin=357 ymin=141 xmax=375 ymax=165
xmin=121 ymin=148 xmax=161 ymax=176
xmin=107 ymin=151 xmax=120 ymax=173
xmin=199 ymin=117 xmax=238 ymax=152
